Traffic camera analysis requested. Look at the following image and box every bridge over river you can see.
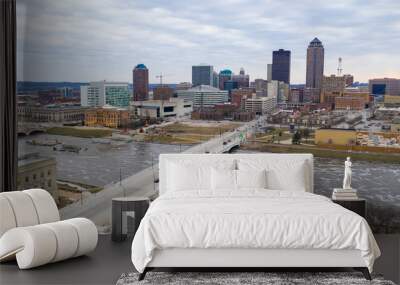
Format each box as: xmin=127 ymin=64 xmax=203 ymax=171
xmin=17 ymin=123 xmax=47 ymax=136
xmin=60 ymin=117 xmax=264 ymax=228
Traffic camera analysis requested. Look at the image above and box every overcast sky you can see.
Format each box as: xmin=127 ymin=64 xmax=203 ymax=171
xmin=17 ymin=0 xmax=400 ymax=84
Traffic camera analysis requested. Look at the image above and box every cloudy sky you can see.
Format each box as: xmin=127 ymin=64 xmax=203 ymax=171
xmin=17 ymin=0 xmax=400 ymax=84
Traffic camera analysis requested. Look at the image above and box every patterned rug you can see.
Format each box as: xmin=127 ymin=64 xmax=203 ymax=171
xmin=116 ymin=271 xmax=396 ymax=285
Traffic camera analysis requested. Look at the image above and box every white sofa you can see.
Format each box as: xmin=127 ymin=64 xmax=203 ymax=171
xmin=0 ymin=189 xmax=98 ymax=269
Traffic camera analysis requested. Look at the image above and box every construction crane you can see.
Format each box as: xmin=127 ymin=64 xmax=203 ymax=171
xmin=155 ymin=73 xmax=164 ymax=86
xmin=337 ymin=57 xmax=343 ymax=76
xmin=156 ymin=73 xmax=168 ymax=86
xmin=156 ymin=73 xmax=173 ymax=86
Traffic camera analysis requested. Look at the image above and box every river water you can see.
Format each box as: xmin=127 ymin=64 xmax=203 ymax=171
xmin=236 ymin=149 xmax=400 ymax=233
xmin=19 ymin=134 xmax=399 ymax=233
xmin=19 ymin=134 xmax=190 ymax=187
xmin=315 ymin=157 xmax=400 ymax=233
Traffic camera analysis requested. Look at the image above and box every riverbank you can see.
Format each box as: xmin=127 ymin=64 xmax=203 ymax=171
xmin=141 ymin=121 xmax=241 ymax=144
xmin=242 ymin=142 xmax=400 ymax=164
xmin=47 ymin=127 xmax=113 ymax=138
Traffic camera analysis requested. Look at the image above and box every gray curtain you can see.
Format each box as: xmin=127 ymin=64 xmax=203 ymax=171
xmin=0 ymin=0 xmax=17 ymax=192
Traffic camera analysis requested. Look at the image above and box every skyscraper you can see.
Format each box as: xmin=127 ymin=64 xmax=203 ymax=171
xmin=267 ymin=64 xmax=272 ymax=81
xmin=212 ymin=71 xmax=219 ymax=88
xmin=219 ymin=69 xmax=232 ymax=90
xmin=232 ymin=68 xmax=250 ymax=88
xmin=272 ymin=49 xmax=291 ymax=84
xmin=133 ymin=64 xmax=149 ymax=101
xmin=306 ymin=38 xmax=324 ymax=90
xmin=192 ymin=65 xmax=213 ymax=86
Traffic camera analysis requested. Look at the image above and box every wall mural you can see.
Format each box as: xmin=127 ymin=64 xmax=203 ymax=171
xmin=16 ymin=0 xmax=400 ymax=233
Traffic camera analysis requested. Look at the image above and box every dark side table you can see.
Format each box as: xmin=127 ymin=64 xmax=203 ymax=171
xmin=112 ymin=196 xmax=150 ymax=242
xmin=332 ymin=198 xmax=366 ymax=218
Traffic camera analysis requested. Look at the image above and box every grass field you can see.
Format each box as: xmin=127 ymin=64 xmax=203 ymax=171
xmin=144 ymin=133 xmax=213 ymax=144
xmin=162 ymin=123 xmax=238 ymax=135
xmin=47 ymin=127 xmax=112 ymax=138
xmin=242 ymin=142 xmax=400 ymax=164
xmin=254 ymin=133 xmax=292 ymax=143
xmin=144 ymin=122 xmax=239 ymax=144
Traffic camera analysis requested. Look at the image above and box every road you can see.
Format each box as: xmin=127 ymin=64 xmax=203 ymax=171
xmin=60 ymin=117 xmax=264 ymax=229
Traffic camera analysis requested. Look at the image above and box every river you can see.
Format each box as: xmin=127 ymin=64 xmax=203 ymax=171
xmin=18 ymin=134 xmax=190 ymax=187
xmin=19 ymin=134 xmax=400 ymax=233
xmin=236 ymin=149 xmax=400 ymax=233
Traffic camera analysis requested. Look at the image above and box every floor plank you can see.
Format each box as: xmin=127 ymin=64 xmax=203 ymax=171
xmin=1 ymin=234 xmax=398 ymax=285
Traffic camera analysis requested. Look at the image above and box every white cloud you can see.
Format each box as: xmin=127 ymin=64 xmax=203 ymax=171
xmin=17 ymin=0 xmax=400 ymax=83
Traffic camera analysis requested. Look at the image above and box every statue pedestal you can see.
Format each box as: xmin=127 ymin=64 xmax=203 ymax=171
xmin=332 ymin=188 xmax=358 ymax=200
xmin=333 ymin=188 xmax=357 ymax=192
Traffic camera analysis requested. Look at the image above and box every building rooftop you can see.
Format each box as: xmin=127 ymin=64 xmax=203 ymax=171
xmin=135 ymin=63 xmax=147 ymax=69
xmin=100 ymin=104 xmax=128 ymax=111
xmin=309 ymin=37 xmax=323 ymax=47
xmin=18 ymin=153 xmax=55 ymax=167
xmin=220 ymin=69 xmax=232 ymax=75
xmin=187 ymin=85 xmax=226 ymax=92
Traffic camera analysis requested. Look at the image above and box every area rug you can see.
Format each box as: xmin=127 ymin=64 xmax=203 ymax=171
xmin=116 ymin=271 xmax=396 ymax=285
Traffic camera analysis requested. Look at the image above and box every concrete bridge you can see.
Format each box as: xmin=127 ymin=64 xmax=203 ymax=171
xmin=17 ymin=123 xmax=47 ymax=136
xmin=60 ymin=117 xmax=265 ymax=227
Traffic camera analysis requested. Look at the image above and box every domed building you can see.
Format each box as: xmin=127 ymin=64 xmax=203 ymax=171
xmin=219 ymin=69 xmax=233 ymax=90
xmin=133 ymin=63 xmax=149 ymax=101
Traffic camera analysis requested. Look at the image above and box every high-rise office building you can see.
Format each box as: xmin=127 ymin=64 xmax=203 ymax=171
xmin=278 ymin=81 xmax=290 ymax=103
xmin=267 ymin=64 xmax=273 ymax=81
xmin=133 ymin=64 xmax=149 ymax=101
xmin=272 ymin=49 xmax=291 ymax=84
xmin=290 ymin=88 xmax=304 ymax=103
xmin=254 ymin=79 xmax=268 ymax=97
xmin=267 ymin=80 xmax=278 ymax=98
xmin=192 ymin=65 xmax=213 ymax=86
xmin=219 ymin=69 xmax=233 ymax=90
xmin=212 ymin=71 xmax=219 ymax=88
xmin=232 ymin=68 xmax=250 ymax=88
xmin=223 ymin=80 xmax=239 ymax=93
xmin=306 ymin=38 xmax=324 ymax=92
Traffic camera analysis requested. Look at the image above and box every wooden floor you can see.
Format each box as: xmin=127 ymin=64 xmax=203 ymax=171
xmin=0 ymin=234 xmax=399 ymax=285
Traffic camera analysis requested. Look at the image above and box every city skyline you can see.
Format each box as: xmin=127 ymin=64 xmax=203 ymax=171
xmin=17 ymin=0 xmax=400 ymax=83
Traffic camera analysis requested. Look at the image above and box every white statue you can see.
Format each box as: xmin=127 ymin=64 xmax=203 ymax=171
xmin=343 ymin=157 xmax=352 ymax=189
